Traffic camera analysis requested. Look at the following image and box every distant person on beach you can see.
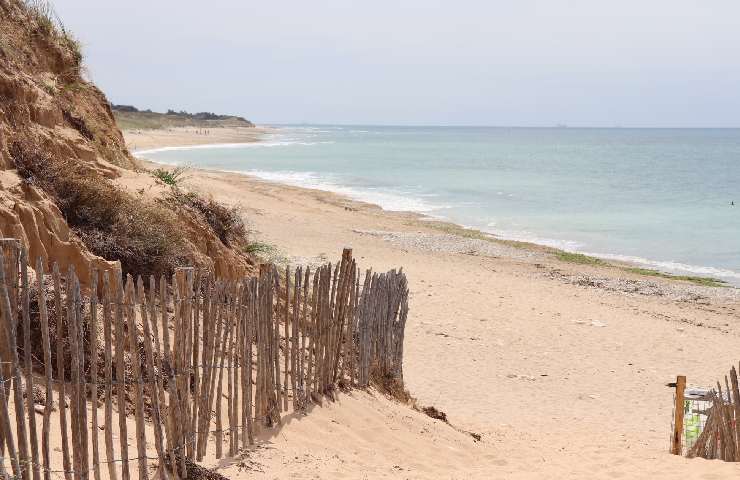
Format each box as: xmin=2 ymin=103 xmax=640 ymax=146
xmin=732 ymin=201 xmax=735 ymax=206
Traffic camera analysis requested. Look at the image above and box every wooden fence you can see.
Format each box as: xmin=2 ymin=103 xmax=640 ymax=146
xmin=670 ymin=365 xmax=740 ymax=461
xmin=0 ymin=242 xmax=409 ymax=480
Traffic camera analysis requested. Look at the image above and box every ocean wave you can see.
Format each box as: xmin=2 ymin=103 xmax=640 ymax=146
xmin=134 ymin=140 xmax=333 ymax=156
xmin=480 ymin=227 xmax=585 ymax=251
xmin=243 ymin=170 xmax=446 ymax=213
xmin=581 ymin=252 xmax=740 ymax=281
xmin=482 ymin=227 xmax=740 ymax=281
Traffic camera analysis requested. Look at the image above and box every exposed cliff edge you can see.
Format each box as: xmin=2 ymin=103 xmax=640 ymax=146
xmin=0 ymin=0 xmax=254 ymax=283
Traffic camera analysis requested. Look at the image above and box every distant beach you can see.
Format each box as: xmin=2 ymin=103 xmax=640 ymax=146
xmin=125 ymin=125 xmax=270 ymax=152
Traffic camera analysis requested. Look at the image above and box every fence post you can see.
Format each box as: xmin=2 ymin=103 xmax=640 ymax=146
xmin=671 ymin=375 xmax=687 ymax=455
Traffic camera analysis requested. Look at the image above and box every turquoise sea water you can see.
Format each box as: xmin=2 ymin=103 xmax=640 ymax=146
xmin=138 ymin=126 xmax=740 ymax=284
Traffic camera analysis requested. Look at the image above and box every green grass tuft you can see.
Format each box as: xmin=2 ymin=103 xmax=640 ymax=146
xmin=152 ymin=166 xmax=188 ymax=187
xmin=24 ymin=0 xmax=55 ymax=33
xmin=22 ymin=0 xmax=84 ymax=76
xmin=243 ymin=241 xmax=275 ymax=256
xmin=623 ymin=267 xmax=727 ymax=288
xmin=555 ymin=251 xmax=605 ymax=265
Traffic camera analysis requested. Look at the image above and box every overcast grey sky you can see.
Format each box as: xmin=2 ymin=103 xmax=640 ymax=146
xmin=55 ymin=1 xmax=740 ymax=127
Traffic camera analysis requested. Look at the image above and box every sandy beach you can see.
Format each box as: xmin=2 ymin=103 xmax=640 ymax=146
xmin=120 ymin=127 xmax=740 ymax=479
xmin=123 ymin=126 xmax=270 ymax=152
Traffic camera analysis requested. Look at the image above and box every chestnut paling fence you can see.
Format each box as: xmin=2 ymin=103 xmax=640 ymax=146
xmin=0 ymin=242 xmax=409 ymax=480
xmin=669 ymin=365 xmax=740 ymax=462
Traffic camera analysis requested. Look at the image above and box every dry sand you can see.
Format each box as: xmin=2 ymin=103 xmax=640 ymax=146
xmin=119 ymin=127 xmax=740 ymax=479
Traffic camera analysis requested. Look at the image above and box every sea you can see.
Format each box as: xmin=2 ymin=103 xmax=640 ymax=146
xmin=137 ymin=126 xmax=740 ymax=285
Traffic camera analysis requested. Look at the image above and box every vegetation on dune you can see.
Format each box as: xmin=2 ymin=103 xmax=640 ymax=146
xmin=22 ymin=0 xmax=83 ymax=76
xmin=152 ymin=166 xmax=188 ymax=187
xmin=242 ymin=241 xmax=275 ymax=257
xmin=10 ymin=139 xmax=188 ymax=278
xmin=165 ymin=187 xmax=248 ymax=248
xmin=152 ymin=165 xmax=252 ymax=250
xmin=1 ymin=0 xmax=256 ymax=279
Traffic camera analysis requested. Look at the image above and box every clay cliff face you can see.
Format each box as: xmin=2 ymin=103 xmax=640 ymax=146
xmin=0 ymin=0 xmax=253 ymax=283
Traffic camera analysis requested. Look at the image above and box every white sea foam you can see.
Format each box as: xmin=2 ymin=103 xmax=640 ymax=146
xmin=479 ymin=226 xmax=584 ymax=251
xmin=134 ymin=140 xmax=332 ymax=156
xmin=480 ymin=226 xmax=740 ymax=281
xmin=242 ymin=170 xmax=446 ymax=213
xmin=581 ymin=251 xmax=740 ymax=281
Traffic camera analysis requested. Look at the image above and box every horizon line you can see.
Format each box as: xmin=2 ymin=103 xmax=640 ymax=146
xmin=259 ymin=122 xmax=740 ymax=129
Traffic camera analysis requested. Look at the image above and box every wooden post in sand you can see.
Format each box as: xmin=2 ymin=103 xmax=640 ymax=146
xmin=36 ymin=258 xmax=53 ymax=480
xmin=20 ymin=249 xmax=41 ymax=480
xmin=283 ymin=266 xmax=290 ymax=412
xmin=671 ymin=375 xmax=686 ymax=455
xmin=102 ymin=273 xmax=118 ymax=480
xmin=113 ymin=271 xmax=131 ymax=480
xmin=0 ymin=241 xmax=31 ymax=480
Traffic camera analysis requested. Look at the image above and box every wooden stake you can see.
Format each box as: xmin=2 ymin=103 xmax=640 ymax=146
xmin=65 ymin=267 xmax=81 ymax=480
xmin=291 ymin=267 xmax=301 ymax=410
xmin=128 ymin=277 xmax=148 ymax=480
xmin=300 ymin=267 xmax=309 ymax=404
xmin=89 ymin=269 xmax=101 ymax=480
xmin=35 ymin=258 xmax=53 ymax=480
xmin=671 ymin=375 xmax=687 ymax=455
xmin=273 ymin=270 xmax=283 ymax=418
xmin=20 ymin=250 xmax=40 ymax=480
xmin=113 ymin=271 xmax=131 ymax=480
xmin=283 ymin=266 xmax=290 ymax=411
xmin=138 ymin=278 xmax=168 ymax=480
xmin=239 ymin=284 xmax=247 ymax=449
xmin=215 ymin=300 xmax=231 ymax=459
xmin=76 ymin=277 xmax=90 ymax=480
xmin=226 ymin=288 xmax=236 ymax=456
xmin=245 ymin=280 xmax=254 ymax=445
xmin=0 ymin=244 xmax=30 ymax=480
xmin=0 ymin=362 xmax=20 ymax=480
xmin=190 ymin=273 xmax=201 ymax=459
xmin=102 ymin=273 xmax=117 ymax=480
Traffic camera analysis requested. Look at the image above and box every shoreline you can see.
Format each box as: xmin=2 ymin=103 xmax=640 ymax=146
xmin=116 ymin=126 xmax=740 ymax=478
xmin=129 ymin=126 xmax=738 ymax=289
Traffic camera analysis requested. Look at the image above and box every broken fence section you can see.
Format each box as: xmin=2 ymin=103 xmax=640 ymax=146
xmin=669 ymin=365 xmax=740 ymax=461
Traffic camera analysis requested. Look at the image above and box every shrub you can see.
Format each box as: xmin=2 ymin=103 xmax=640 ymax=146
xmin=152 ymin=166 xmax=188 ymax=187
xmin=166 ymin=188 xmax=247 ymax=248
xmin=243 ymin=241 xmax=274 ymax=256
xmin=10 ymin=140 xmax=187 ymax=278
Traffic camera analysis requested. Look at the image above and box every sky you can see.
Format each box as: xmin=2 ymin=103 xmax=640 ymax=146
xmin=54 ymin=1 xmax=740 ymax=127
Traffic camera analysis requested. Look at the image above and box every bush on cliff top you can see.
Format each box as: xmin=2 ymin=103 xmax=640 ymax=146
xmin=165 ymin=187 xmax=248 ymax=248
